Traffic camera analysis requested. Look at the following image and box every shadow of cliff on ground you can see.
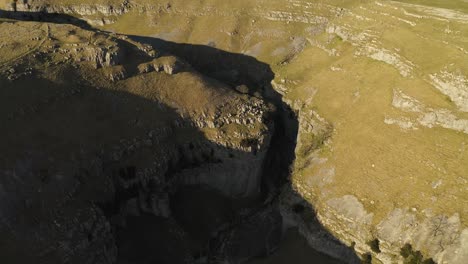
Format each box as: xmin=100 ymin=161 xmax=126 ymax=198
xmin=0 ymin=10 xmax=362 ymax=264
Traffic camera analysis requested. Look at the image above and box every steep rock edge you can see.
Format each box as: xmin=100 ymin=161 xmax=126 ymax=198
xmin=0 ymin=21 xmax=283 ymax=263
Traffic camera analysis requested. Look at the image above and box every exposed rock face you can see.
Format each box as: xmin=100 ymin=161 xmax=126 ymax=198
xmin=2 ymin=0 xmax=131 ymax=25
xmin=12 ymin=1 xmax=131 ymax=16
xmin=390 ymin=89 xmax=468 ymax=134
xmin=279 ymin=189 xmax=361 ymax=264
xmin=77 ymin=45 xmax=122 ymax=68
xmin=429 ymin=70 xmax=468 ymax=112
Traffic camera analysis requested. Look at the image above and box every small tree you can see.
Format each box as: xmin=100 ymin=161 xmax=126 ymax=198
xmin=367 ymin=238 xmax=381 ymax=253
xmin=400 ymin=243 xmax=413 ymax=258
xmin=400 ymin=243 xmax=438 ymax=264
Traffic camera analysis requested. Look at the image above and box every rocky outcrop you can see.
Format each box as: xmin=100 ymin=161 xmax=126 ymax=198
xmin=429 ymin=70 xmax=468 ymax=112
xmin=77 ymin=45 xmax=122 ymax=68
xmin=2 ymin=0 xmax=131 ymax=25
xmin=280 ymin=189 xmax=361 ymax=264
xmin=138 ymin=56 xmax=187 ymax=75
xmin=389 ymin=89 xmax=468 ymax=134
xmin=11 ymin=1 xmax=131 ymax=16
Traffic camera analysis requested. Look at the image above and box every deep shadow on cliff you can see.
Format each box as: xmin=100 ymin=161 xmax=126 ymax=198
xmin=0 ymin=10 xmax=361 ymax=264
xmin=0 ymin=68 xmax=282 ymax=264
xmin=0 ymin=9 xmax=93 ymax=29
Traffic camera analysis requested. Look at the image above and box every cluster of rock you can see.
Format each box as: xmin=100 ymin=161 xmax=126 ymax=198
xmin=137 ymin=56 xmax=186 ymax=75
xmin=3 ymin=66 xmax=32 ymax=81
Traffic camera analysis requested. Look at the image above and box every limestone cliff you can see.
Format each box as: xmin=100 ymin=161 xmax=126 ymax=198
xmin=0 ymin=21 xmax=276 ymax=263
xmin=2 ymin=0 xmax=468 ymax=263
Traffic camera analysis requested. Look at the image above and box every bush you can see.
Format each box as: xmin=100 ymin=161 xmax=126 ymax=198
xmin=400 ymin=243 xmax=437 ymax=264
xmin=400 ymin=243 xmax=413 ymax=258
xmin=367 ymin=239 xmax=381 ymax=253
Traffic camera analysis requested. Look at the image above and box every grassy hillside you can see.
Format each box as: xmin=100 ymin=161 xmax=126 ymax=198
xmin=1 ymin=0 xmax=467 ymax=263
